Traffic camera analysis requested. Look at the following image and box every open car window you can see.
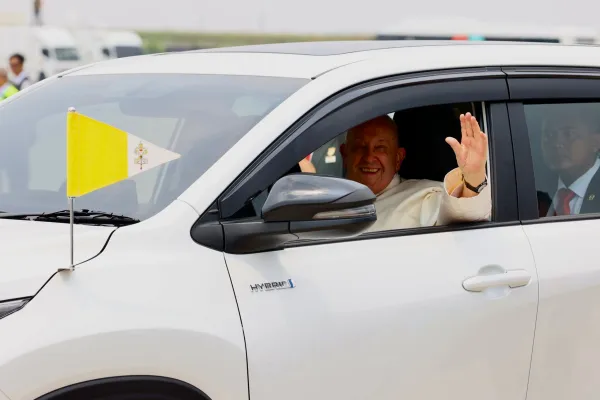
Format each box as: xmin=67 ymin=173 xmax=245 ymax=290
xmin=236 ymin=102 xmax=484 ymax=227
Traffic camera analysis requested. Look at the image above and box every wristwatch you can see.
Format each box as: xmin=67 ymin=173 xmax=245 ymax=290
xmin=463 ymin=175 xmax=488 ymax=193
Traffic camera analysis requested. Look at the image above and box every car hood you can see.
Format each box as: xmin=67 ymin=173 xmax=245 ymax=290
xmin=0 ymin=220 xmax=115 ymax=301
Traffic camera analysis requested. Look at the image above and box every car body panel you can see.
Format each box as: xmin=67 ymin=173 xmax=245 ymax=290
xmin=66 ymin=42 xmax=600 ymax=79
xmin=0 ymin=200 xmax=246 ymax=400
xmin=226 ymin=226 xmax=538 ymax=400
xmin=66 ymin=52 xmax=359 ymax=79
xmin=0 ymin=220 xmax=114 ymax=300
xmin=524 ymin=220 xmax=600 ymax=400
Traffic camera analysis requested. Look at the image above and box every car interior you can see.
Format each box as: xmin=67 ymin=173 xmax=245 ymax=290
xmin=308 ymin=102 xmax=481 ymax=182
xmin=227 ymin=101 xmax=484 ymax=221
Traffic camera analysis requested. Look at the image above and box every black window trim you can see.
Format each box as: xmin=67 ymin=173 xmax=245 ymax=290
xmin=506 ymin=101 xmax=540 ymax=221
xmin=218 ymin=67 xmax=513 ymax=222
xmin=278 ymin=101 xmax=519 ymax=250
xmin=503 ymin=66 xmax=600 ymax=80
xmin=190 ymin=68 xmax=524 ymax=252
xmin=283 ymin=220 xmax=520 ymax=249
xmin=506 ymin=68 xmax=600 ymax=225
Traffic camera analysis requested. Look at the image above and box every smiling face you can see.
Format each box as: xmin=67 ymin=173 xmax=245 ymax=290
xmin=340 ymin=116 xmax=405 ymax=195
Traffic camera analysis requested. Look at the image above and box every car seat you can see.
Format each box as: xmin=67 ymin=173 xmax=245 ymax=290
xmin=393 ymin=104 xmax=467 ymax=182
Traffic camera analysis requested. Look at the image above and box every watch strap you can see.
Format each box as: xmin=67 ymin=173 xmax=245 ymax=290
xmin=463 ymin=175 xmax=488 ymax=193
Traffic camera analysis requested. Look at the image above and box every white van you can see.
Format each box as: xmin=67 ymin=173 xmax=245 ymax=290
xmin=72 ymin=28 xmax=144 ymax=64
xmin=101 ymin=29 xmax=144 ymax=59
xmin=0 ymin=25 xmax=82 ymax=82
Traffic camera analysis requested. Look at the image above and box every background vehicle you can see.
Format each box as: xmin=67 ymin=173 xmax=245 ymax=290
xmin=102 ymin=29 xmax=144 ymax=58
xmin=72 ymin=28 xmax=144 ymax=63
xmin=376 ymin=17 xmax=600 ymax=44
xmin=0 ymin=25 xmax=82 ymax=81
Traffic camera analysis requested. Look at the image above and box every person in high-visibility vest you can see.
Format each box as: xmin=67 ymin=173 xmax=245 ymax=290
xmin=0 ymin=68 xmax=18 ymax=100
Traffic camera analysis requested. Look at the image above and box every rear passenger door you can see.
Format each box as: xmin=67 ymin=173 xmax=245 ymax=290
xmin=215 ymin=70 xmax=539 ymax=400
xmin=506 ymin=69 xmax=600 ymax=400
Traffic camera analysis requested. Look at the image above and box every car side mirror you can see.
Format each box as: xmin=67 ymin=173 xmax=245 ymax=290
xmin=219 ymin=174 xmax=376 ymax=254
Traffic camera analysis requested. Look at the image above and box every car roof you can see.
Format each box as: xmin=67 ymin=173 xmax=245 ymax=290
xmin=67 ymin=40 xmax=600 ymax=80
xmin=193 ymin=40 xmax=468 ymax=55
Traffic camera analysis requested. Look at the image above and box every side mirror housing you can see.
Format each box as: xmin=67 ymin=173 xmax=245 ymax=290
xmin=220 ymin=174 xmax=377 ymax=254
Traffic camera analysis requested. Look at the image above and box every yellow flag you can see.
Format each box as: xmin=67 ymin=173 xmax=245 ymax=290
xmin=66 ymin=110 xmax=181 ymax=198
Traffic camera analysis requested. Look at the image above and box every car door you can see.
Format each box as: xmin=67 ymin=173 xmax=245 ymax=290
xmin=505 ymin=69 xmax=600 ymax=400
xmin=202 ymin=70 xmax=539 ymax=400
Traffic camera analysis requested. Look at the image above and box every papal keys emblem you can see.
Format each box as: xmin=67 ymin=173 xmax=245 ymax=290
xmin=134 ymin=141 xmax=148 ymax=170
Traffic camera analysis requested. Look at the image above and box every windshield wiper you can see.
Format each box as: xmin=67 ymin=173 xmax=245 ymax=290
xmin=0 ymin=209 xmax=140 ymax=226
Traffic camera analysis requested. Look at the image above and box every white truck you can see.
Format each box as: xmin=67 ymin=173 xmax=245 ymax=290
xmin=0 ymin=25 xmax=83 ymax=83
xmin=101 ymin=29 xmax=144 ymax=59
xmin=72 ymin=28 xmax=144 ymax=65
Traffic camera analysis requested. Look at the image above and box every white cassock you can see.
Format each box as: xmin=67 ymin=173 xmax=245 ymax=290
xmin=366 ymin=167 xmax=492 ymax=232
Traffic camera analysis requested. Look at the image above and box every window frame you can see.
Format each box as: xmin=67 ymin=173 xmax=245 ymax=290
xmin=505 ymin=67 xmax=600 ymax=224
xmin=219 ymin=68 xmax=513 ymax=218
xmin=193 ymin=68 xmax=520 ymax=252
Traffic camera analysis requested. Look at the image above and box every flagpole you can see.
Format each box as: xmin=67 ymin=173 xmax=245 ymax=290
xmin=69 ymin=196 xmax=74 ymax=267
xmin=67 ymin=107 xmax=76 ymax=271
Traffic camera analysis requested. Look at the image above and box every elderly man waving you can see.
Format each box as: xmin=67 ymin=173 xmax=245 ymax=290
xmin=340 ymin=112 xmax=491 ymax=232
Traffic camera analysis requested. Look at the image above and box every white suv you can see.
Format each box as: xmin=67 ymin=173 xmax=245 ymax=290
xmin=0 ymin=40 xmax=598 ymax=400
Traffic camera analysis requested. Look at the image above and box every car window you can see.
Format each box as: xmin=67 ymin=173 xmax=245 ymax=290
xmin=238 ymin=101 xmax=491 ymax=234
xmin=54 ymin=47 xmax=80 ymax=61
xmin=115 ymin=46 xmax=143 ymax=58
xmin=0 ymin=74 xmax=308 ymax=220
xmin=524 ymin=102 xmax=600 ymax=218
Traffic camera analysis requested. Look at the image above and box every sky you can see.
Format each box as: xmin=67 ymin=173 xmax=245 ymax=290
xmin=4 ymin=0 xmax=600 ymax=35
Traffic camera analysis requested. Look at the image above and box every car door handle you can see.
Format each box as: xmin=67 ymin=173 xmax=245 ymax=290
xmin=462 ymin=269 xmax=531 ymax=292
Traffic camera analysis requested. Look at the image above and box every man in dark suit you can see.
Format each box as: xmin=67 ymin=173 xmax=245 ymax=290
xmin=539 ymin=103 xmax=600 ymax=216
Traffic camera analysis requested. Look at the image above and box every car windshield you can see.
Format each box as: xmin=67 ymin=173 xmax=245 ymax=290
xmin=0 ymin=73 xmax=307 ymax=220
xmin=55 ymin=47 xmax=81 ymax=61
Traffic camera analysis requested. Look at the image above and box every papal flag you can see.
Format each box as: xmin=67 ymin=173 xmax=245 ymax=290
xmin=66 ymin=109 xmax=181 ymax=198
